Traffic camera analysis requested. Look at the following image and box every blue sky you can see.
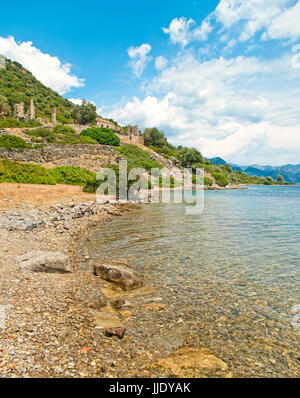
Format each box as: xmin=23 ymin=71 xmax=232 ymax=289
xmin=1 ymin=0 xmax=300 ymax=165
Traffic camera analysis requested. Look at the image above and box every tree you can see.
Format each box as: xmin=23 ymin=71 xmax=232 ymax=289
xmin=224 ymin=163 xmax=232 ymax=172
xmin=178 ymin=147 xmax=203 ymax=167
xmin=277 ymin=174 xmax=284 ymax=183
xmin=143 ymin=127 xmax=168 ymax=148
xmin=0 ymin=95 xmax=10 ymax=116
xmin=264 ymin=176 xmax=274 ymax=185
xmin=71 ymin=100 xmax=97 ymax=125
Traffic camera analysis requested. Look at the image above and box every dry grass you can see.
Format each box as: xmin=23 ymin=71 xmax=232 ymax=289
xmin=0 ymin=183 xmax=96 ymax=210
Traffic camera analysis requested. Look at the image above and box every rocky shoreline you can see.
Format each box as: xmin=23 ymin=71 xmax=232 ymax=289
xmin=0 ymin=187 xmax=233 ymax=378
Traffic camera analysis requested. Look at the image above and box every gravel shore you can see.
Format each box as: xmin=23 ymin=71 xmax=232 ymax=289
xmin=0 ymin=185 xmax=232 ymax=378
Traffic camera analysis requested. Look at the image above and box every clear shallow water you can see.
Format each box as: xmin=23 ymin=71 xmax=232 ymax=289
xmin=85 ymin=185 xmax=300 ymax=377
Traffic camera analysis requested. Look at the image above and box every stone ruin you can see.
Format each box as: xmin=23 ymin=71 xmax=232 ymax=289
xmin=52 ymin=108 xmax=57 ymax=125
xmin=27 ymin=99 xmax=35 ymax=120
xmin=14 ymin=102 xmax=25 ymax=119
xmin=127 ymin=125 xmax=144 ymax=145
xmin=12 ymin=99 xmax=57 ymax=124
xmin=13 ymin=99 xmax=35 ymax=120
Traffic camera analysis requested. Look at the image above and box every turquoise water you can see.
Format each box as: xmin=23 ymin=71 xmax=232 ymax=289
xmin=86 ymin=185 xmax=300 ymax=377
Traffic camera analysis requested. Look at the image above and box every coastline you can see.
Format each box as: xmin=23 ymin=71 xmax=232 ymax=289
xmin=0 ymin=182 xmax=299 ymax=377
xmin=0 ymin=182 xmax=233 ymax=378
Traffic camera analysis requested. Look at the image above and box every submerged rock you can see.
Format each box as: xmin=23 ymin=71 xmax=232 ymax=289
xmin=94 ymin=263 xmax=143 ymax=290
xmin=18 ymin=251 xmax=71 ymax=273
xmin=94 ymin=305 xmax=124 ymax=332
xmin=152 ymin=347 xmax=231 ymax=378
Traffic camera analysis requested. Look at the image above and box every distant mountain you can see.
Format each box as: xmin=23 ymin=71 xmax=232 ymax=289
xmin=208 ymin=157 xmax=227 ymax=165
xmin=208 ymin=156 xmax=300 ymax=183
xmin=239 ymin=164 xmax=300 ymax=183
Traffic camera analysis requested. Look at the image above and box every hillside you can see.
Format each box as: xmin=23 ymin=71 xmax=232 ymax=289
xmin=0 ymin=55 xmax=76 ymax=123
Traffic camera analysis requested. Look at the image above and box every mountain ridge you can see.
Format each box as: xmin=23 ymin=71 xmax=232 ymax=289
xmin=208 ymin=157 xmax=300 ymax=183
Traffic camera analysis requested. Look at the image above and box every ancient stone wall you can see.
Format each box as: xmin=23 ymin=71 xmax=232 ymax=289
xmin=0 ymin=144 xmax=119 ymax=171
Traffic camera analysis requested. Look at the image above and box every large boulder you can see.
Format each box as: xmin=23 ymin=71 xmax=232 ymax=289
xmin=94 ymin=263 xmax=143 ymax=290
xmin=18 ymin=251 xmax=71 ymax=273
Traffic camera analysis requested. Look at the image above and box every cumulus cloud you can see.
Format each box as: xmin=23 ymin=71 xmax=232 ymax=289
xmin=110 ymin=51 xmax=300 ymax=165
xmin=110 ymin=1 xmax=300 ymax=164
xmin=162 ymin=1 xmax=300 ymax=44
xmin=193 ymin=18 xmax=213 ymax=41
xmin=155 ymin=56 xmax=168 ymax=70
xmin=162 ymin=16 xmax=212 ymax=46
xmin=162 ymin=17 xmax=195 ymax=47
xmin=127 ymin=44 xmax=152 ymax=77
xmin=213 ymin=0 xmax=300 ymax=42
xmin=0 ymin=36 xmax=84 ymax=94
xmin=263 ymin=1 xmax=300 ymax=40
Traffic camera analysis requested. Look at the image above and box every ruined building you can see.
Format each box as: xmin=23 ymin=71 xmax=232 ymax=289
xmin=13 ymin=99 xmax=35 ymax=120
xmin=96 ymin=117 xmax=119 ymax=130
xmin=14 ymin=102 xmax=25 ymax=119
xmin=127 ymin=125 xmax=144 ymax=145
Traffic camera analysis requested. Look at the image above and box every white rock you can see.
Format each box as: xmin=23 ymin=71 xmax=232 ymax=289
xmin=18 ymin=251 xmax=71 ymax=273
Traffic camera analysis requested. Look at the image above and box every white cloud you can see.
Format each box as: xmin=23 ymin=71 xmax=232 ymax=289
xmin=69 ymin=98 xmax=102 ymax=114
xmin=193 ymin=18 xmax=213 ymax=41
xmin=162 ymin=16 xmax=212 ymax=46
xmin=69 ymin=98 xmax=84 ymax=106
xmin=69 ymin=98 xmax=96 ymax=106
xmin=263 ymin=1 xmax=300 ymax=40
xmin=162 ymin=17 xmax=195 ymax=47
xmin=0 ymin=36 xmax=84 ymax=94
xmin=110 ymin=52 xmax=300 ymax=165
xmin=127 ymin=44 xmax=152 ymax=77
xmin=155 ymin=56 xmax=168 ymax=70
xmin=213 ymin=0 xmax=300 ymax=42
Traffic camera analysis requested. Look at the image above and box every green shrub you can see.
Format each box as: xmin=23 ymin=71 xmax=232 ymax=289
xmin=0 ymin=160 xmax=56 ymax=184
xmin=53 ymin=125 xmax=76 ymax=135
xmin=49 ymin=166 xmax=95 ymax=186
xmin=25 ymin=126 xmax=98 ymax=145
xmin=0 ymin=117 xmax=24 ymax=128
xmin=211 ymin=172 xmax=228 ymax=187
xmin=26 ymin=128 xmax=56 ymax=143
xmin=83 ymin=164 xmax=120 ymax=194
xmin=115 ymin=144 xmax=162 ymax=172
xmin=83 ymin=177 xmax=100 ymax=193
xmin=80 ymin=127 xmax=120 ymax=146
xmin=204 ymin=176 xmax=213 ymax=186
xmin=0 ymin=134 xmax=32 ymax=149
xmin=0 ymin=117 xmax=42 ymax=128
